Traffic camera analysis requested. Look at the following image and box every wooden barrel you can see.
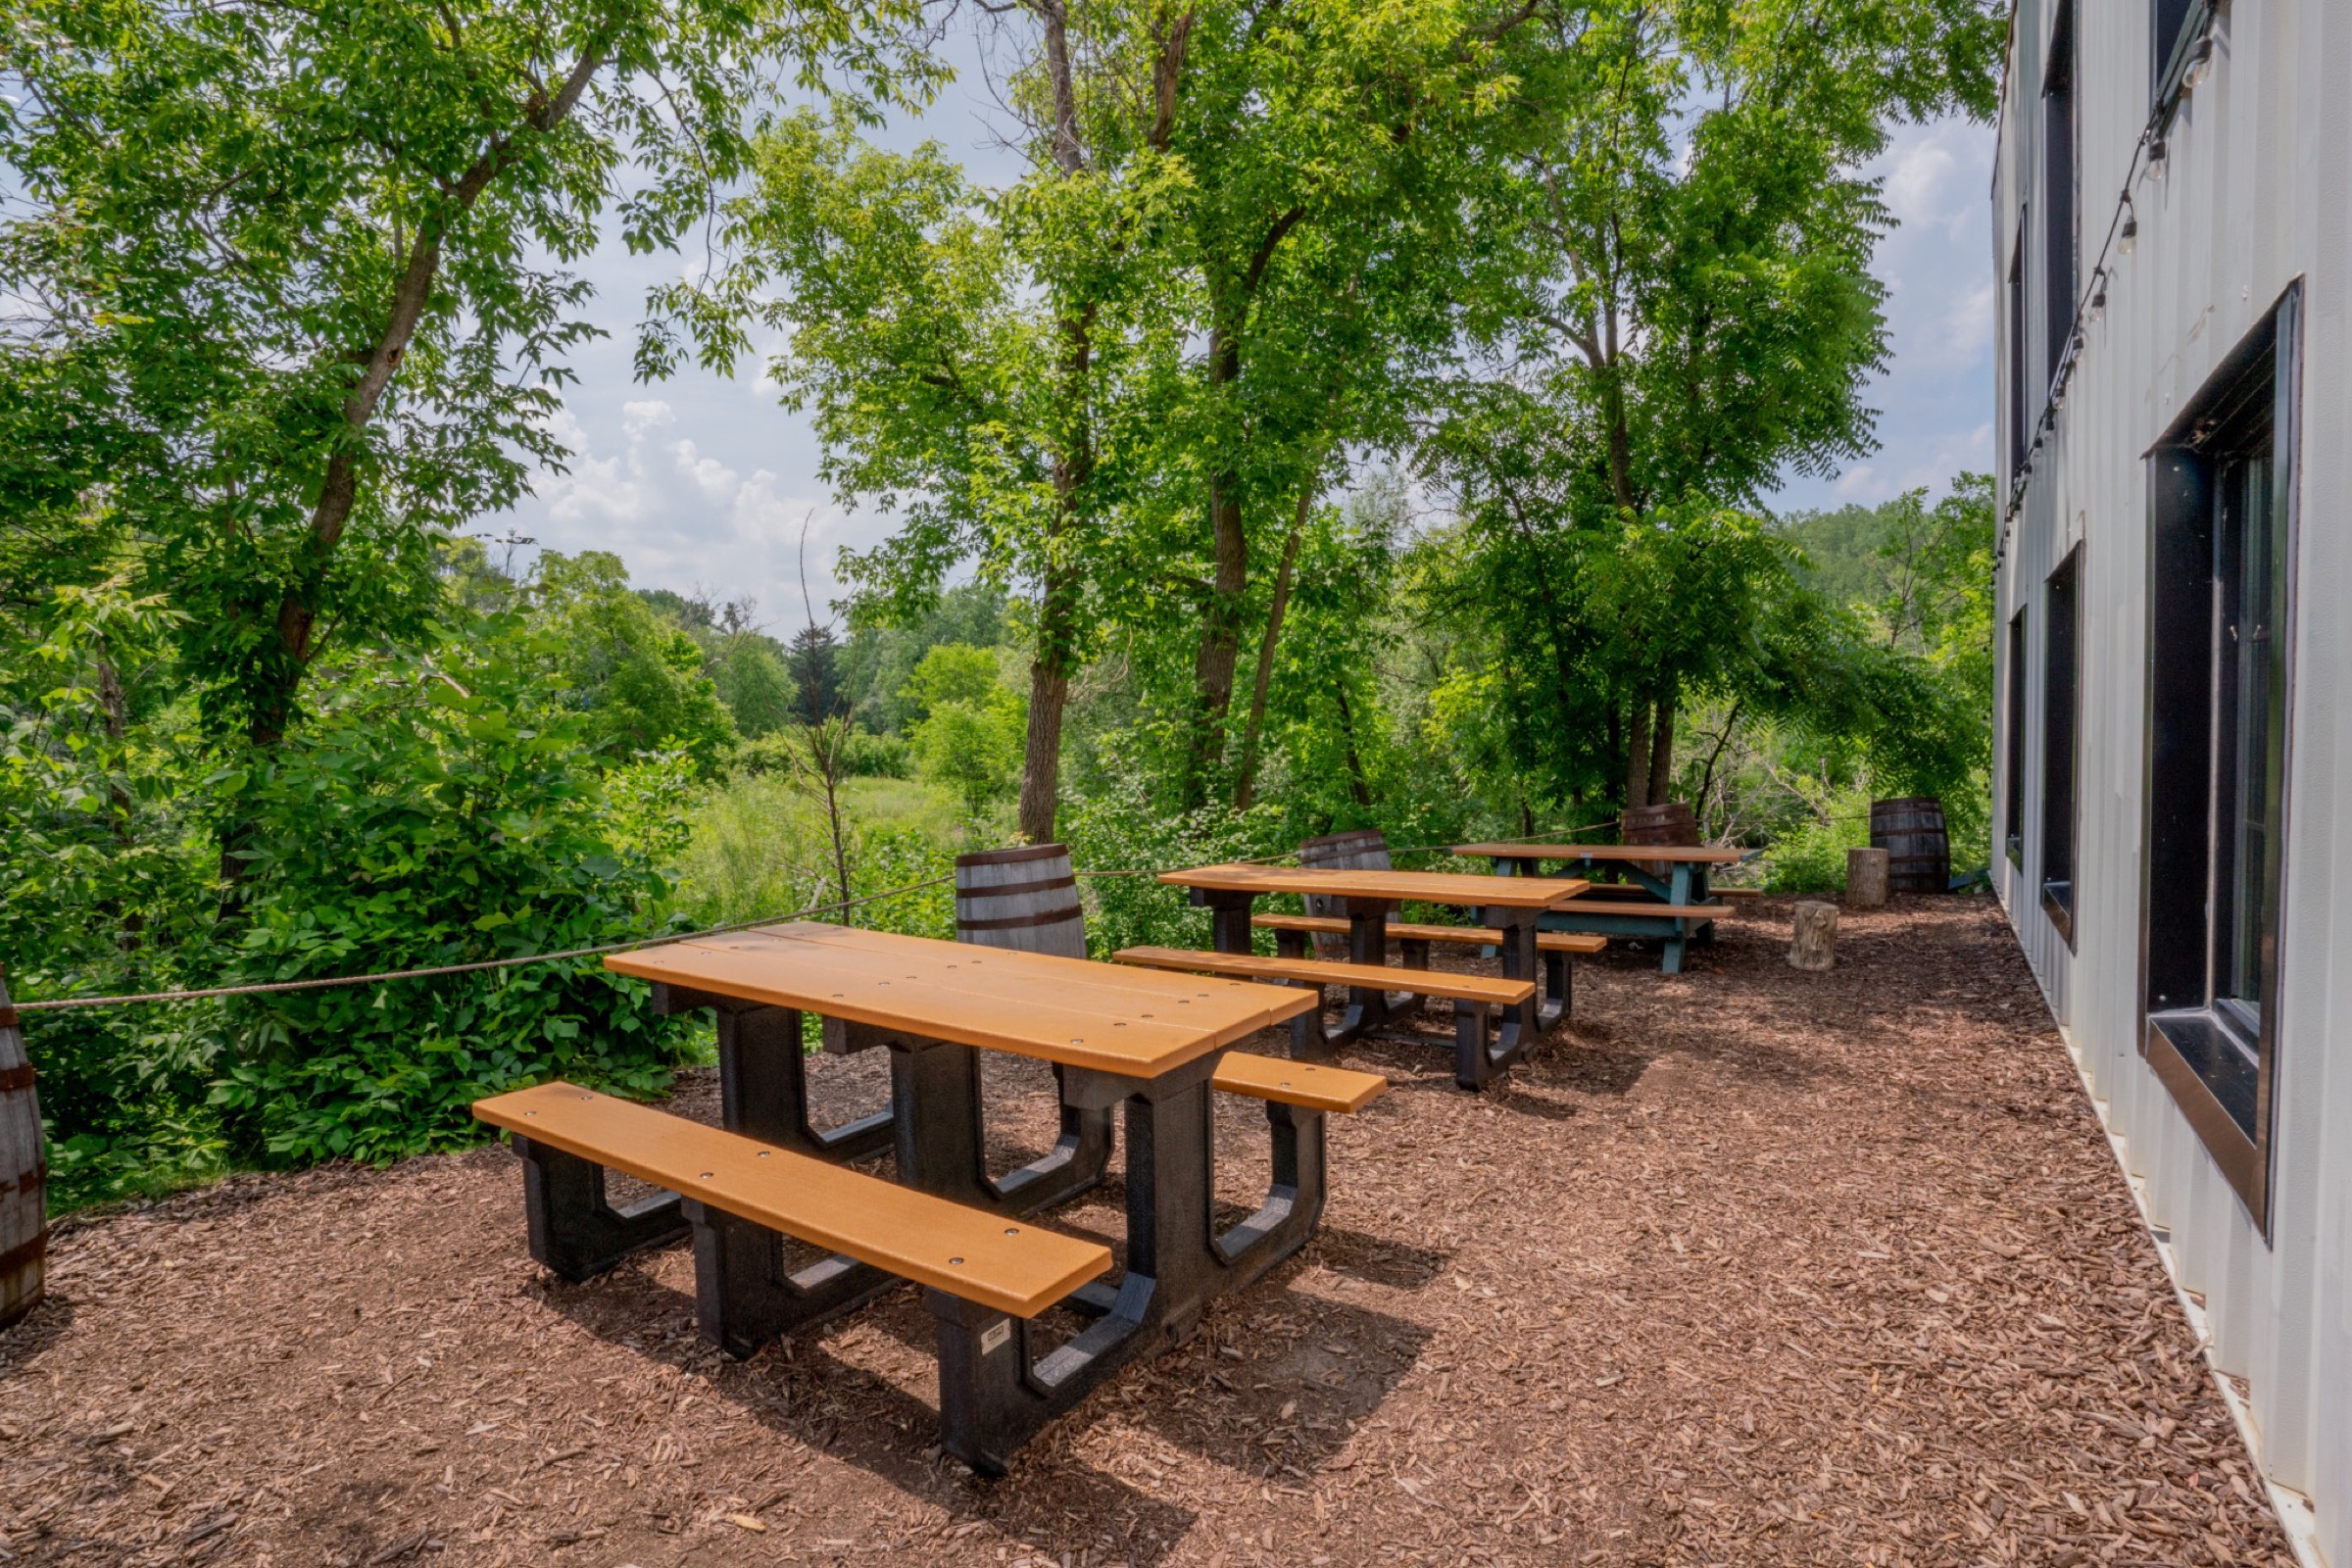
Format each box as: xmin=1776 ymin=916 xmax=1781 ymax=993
xmin=0 ymin=965 xmax=44 ymax=1330
xmin=1299 ymin=829 xmax=1392 ymax=959
xmin=1870 ymin=797 xmax=1951 ymax=895
xmin=1622 ymin=801 xmax=1699 ymax=846
xmin=955 ymin=844 xmax=1087 ymax=959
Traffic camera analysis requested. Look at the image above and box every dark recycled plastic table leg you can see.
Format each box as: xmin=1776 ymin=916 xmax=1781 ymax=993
xmin=1453 ymin=904 xmax=1553 ymax=1090
xmin=796 ymin=1024 xmax=1114 ymax=1218
xmin=654 ymin=985 xmax=895 ymax=1160
xmin=1196 ymin=886 xmax=1377 ymax=1059
xmin=513 ymin=1135 xmax=692 ymax=1282
xmin=1661 ymin=862 xmax=1693 ymax=974
xmin=927 ymin=1050 xmax=1330 ymax=1475
xmin=686 ymin=1198 xmax=892 ymax=1357
xmin=680 ymin=1022 xmax=1112 ymax=1363
xmin=1194 ymin=886 xmax=1258 ymax=956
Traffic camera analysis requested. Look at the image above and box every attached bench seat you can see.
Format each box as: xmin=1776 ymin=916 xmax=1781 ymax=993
xmin=1546 ymin=898 xmax=1732 ymax=920
xmin=1112 ymin=944 xmax=1541 ymax=1069
xmin=1210 ymin=1052 xmax=1389 ymax=1113
xmin=475 ymin=1080 xmax=1110 ymax=1317
xmin=1250 ymin=912 xmax=1607 ymax=955
xmin=1113 ymin=945 xmax=1532 ymax=1005
xmin=1712 ymin=886 xmax=1763 ymax=899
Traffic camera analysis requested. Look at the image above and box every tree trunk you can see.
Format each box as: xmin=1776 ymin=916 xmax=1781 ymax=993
xmin=1622 ymin=698 xmax=1652 ymax=812
xmin=1789 ymin=900 xmax=1838 ymax=970
xmin=1009 ymin=3 xmax=1096 ymax=847
xmin=1646 ymin=687 xmax=1676 ymax=806
xmin=1232 ymin=484 xmax=1309 ymax=811
xmin=1018 ymin=640 xmax=1070 ymax=846
xmin=1333 ymin=684 xmax=1373 ymax=809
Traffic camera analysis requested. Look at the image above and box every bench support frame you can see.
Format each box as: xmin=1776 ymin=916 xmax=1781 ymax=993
xmin=1490 ymin=855 xmax=1714 ymax=974
xmin=923 ymin=1054 xmax=1328 ymax=1475
xmin=653 ymin=986 xmax=896 ymax=1161
xmin=513 ymin=1135 xmax=692 ymax=1282
xmin=1201 ymin=888 xmax=1563 ymax=1090
xmin=686 ymin=1199 xmax=891 ymax=1356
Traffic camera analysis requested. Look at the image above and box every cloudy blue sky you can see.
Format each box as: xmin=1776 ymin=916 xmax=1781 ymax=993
xmin=493 ymin=69 xmax=1996 ymax=622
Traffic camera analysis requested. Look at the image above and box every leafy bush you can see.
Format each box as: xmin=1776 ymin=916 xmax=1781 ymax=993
xmin=0 ymin=577 xmax=230 ymax=1207
xmin=732 ymin=726 xmax=911 ymax=780
xmin=1758 ymin=779 xmax=1876 ymax=894
xmin=1060 ymin=741 xmax=1288 ymax=956
xmin=204 ymin=616 xmax=700 ymax=1163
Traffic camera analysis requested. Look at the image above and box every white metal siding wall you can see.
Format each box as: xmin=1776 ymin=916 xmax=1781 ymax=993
xmin=1993 ymin=3 xmax=2352 ymax=1560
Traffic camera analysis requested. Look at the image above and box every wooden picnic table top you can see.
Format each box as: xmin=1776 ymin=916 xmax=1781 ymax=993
xmin=1454 ymin=842 xmax=1746 ymax=864
xmin=605 ymin=922 xmax=1317 ymax=1079
xmin=1160 ymin=862 xmax=1590 ymax=907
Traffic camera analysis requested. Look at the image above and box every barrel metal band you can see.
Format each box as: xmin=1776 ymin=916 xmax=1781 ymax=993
xmin=0 ymin=1006 xmax=17 ymax=1030
xmin=0 ymin=1233 xmax=46 ymax=1279
xmin=0 ymin=1064 xmax=31 ymax=1093
xmin=955 ymin=873 xmax=1077 ymax=901
xmin=956 ymin=908 xmax=1086 ymax=932
xmin=953 ymin=844 xmax=1069 ymax=867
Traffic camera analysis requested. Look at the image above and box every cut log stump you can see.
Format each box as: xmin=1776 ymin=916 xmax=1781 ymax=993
xmin=1846 ymin=847 xmax=1889 ymax=907
xmin=1789 ymin=901 xmax=1838 ymax=971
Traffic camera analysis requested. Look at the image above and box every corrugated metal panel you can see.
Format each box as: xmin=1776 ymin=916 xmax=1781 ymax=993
xmin=1992 ymin=3 xmax=2351 ymax=1561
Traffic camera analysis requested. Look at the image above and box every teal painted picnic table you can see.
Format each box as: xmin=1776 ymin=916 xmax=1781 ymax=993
xmin=1452 ymin=843 xmax=1748 ymax=976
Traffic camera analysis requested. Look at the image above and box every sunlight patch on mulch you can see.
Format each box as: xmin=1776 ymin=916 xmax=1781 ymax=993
xmin=0 ymin=897 xmax=2295 ymax=1566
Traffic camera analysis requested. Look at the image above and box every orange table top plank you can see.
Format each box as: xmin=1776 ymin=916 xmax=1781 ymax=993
xmin=1159 ymin=863 xmax=1589 ymax=908
xmin=606 ymin=922 xmax=1317 ymax=1078
xmin=1453 ymin=842 xmax=1747 ymax=863
xmin=473 ymin=1082 xmax=1109 ymax=1317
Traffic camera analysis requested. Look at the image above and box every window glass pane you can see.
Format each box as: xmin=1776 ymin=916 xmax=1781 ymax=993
xmin=2041 ymin=553 xmax=2079 ymax=931
xmin=2216 ymin=446 xmax=2282 ymax=1020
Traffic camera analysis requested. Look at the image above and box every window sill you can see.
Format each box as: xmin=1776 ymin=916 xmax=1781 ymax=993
xmin=2144 ymin=1008 xmax=2268 ymax=1232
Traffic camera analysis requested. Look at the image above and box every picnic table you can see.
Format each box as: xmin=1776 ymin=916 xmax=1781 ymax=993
xmin=1152 ymin=863 xmax=1590 ymax=1087
xmin=1454 ymin=842 xmax=1746 ymax=975
xmin=472 ymin=921 xmax=1385 ymax=1474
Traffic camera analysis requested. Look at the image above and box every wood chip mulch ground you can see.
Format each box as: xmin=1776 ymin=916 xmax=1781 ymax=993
xmin=0 ymin=895 xmax=2299 ymax=1567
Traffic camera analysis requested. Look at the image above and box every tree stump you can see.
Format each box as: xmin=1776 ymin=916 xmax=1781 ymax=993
xmin=1788 ymin=901 xmax=1838 ymax=971
xmin=1846 ymin=847 xmax=1889 ymax=907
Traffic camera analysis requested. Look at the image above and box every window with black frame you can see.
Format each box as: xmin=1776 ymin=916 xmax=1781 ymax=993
xmin=2143 ymin=282 xmax=2300 ymax=1231
xmin=2005 ymin=610 xmax=2028 ymax=866
xmin=2151 ymin=0 xmax=2197 ymax=98
xmin=2007 ymin=233 xmax=2028 ymax=478
xmin=2043 ymin=2 xmax=2076 ymax=390
xmin=2039 ymin=550 xmax=2080 ymax=943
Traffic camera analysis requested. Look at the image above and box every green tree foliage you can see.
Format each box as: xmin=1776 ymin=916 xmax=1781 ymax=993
xmin=1425 ymin=0 xmax=2003 ymax=813
xmin=206 ymin=616 xmax=698 ymax=1163
xmin=786 ymin=624 xmax=852 ymax=723
xmin=838 ymin=585 xmax=1013 ymax=731
xmin=901 ymin=645 xmax=1025 ymax=816
xmin=0 ymin=0 xmax=936 ymax=752
xmin=531 ymin=553 xmax=738 ymax=771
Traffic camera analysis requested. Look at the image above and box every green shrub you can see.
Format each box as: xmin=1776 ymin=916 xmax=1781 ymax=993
xmin=1759 ymin=779 xmax=1875 ymax=894
xmin=205 ymin=617 xmax=700 ymax=1164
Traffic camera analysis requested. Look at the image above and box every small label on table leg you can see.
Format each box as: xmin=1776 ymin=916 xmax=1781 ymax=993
xmin=980 ymin=1319 xmax=1013 ymax=1355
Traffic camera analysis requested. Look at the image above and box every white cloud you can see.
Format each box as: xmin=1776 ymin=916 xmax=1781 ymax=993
xmin=671 ymin=439 xmax=742 ymax=505
xmin=621 ymin=399 xmax=675 ymax=437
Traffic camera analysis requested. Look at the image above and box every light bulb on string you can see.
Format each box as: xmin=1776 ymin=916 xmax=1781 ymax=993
xmin=2146 ymin=136 xmax=2168 ymax=180
xmin=2089 ymin=280 xmax=2107 ymax=324
xmin=2119 ymin=202 xmax=2138 ymax=255
xmin=2184 ymin=36 xmax=2214 ymax=90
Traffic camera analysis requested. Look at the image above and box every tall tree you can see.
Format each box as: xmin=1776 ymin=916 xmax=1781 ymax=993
xmin=1430 ymin=0 xmax=2003 ymax=812
xmin=0 ymin=0 xmax=936 ymax=762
